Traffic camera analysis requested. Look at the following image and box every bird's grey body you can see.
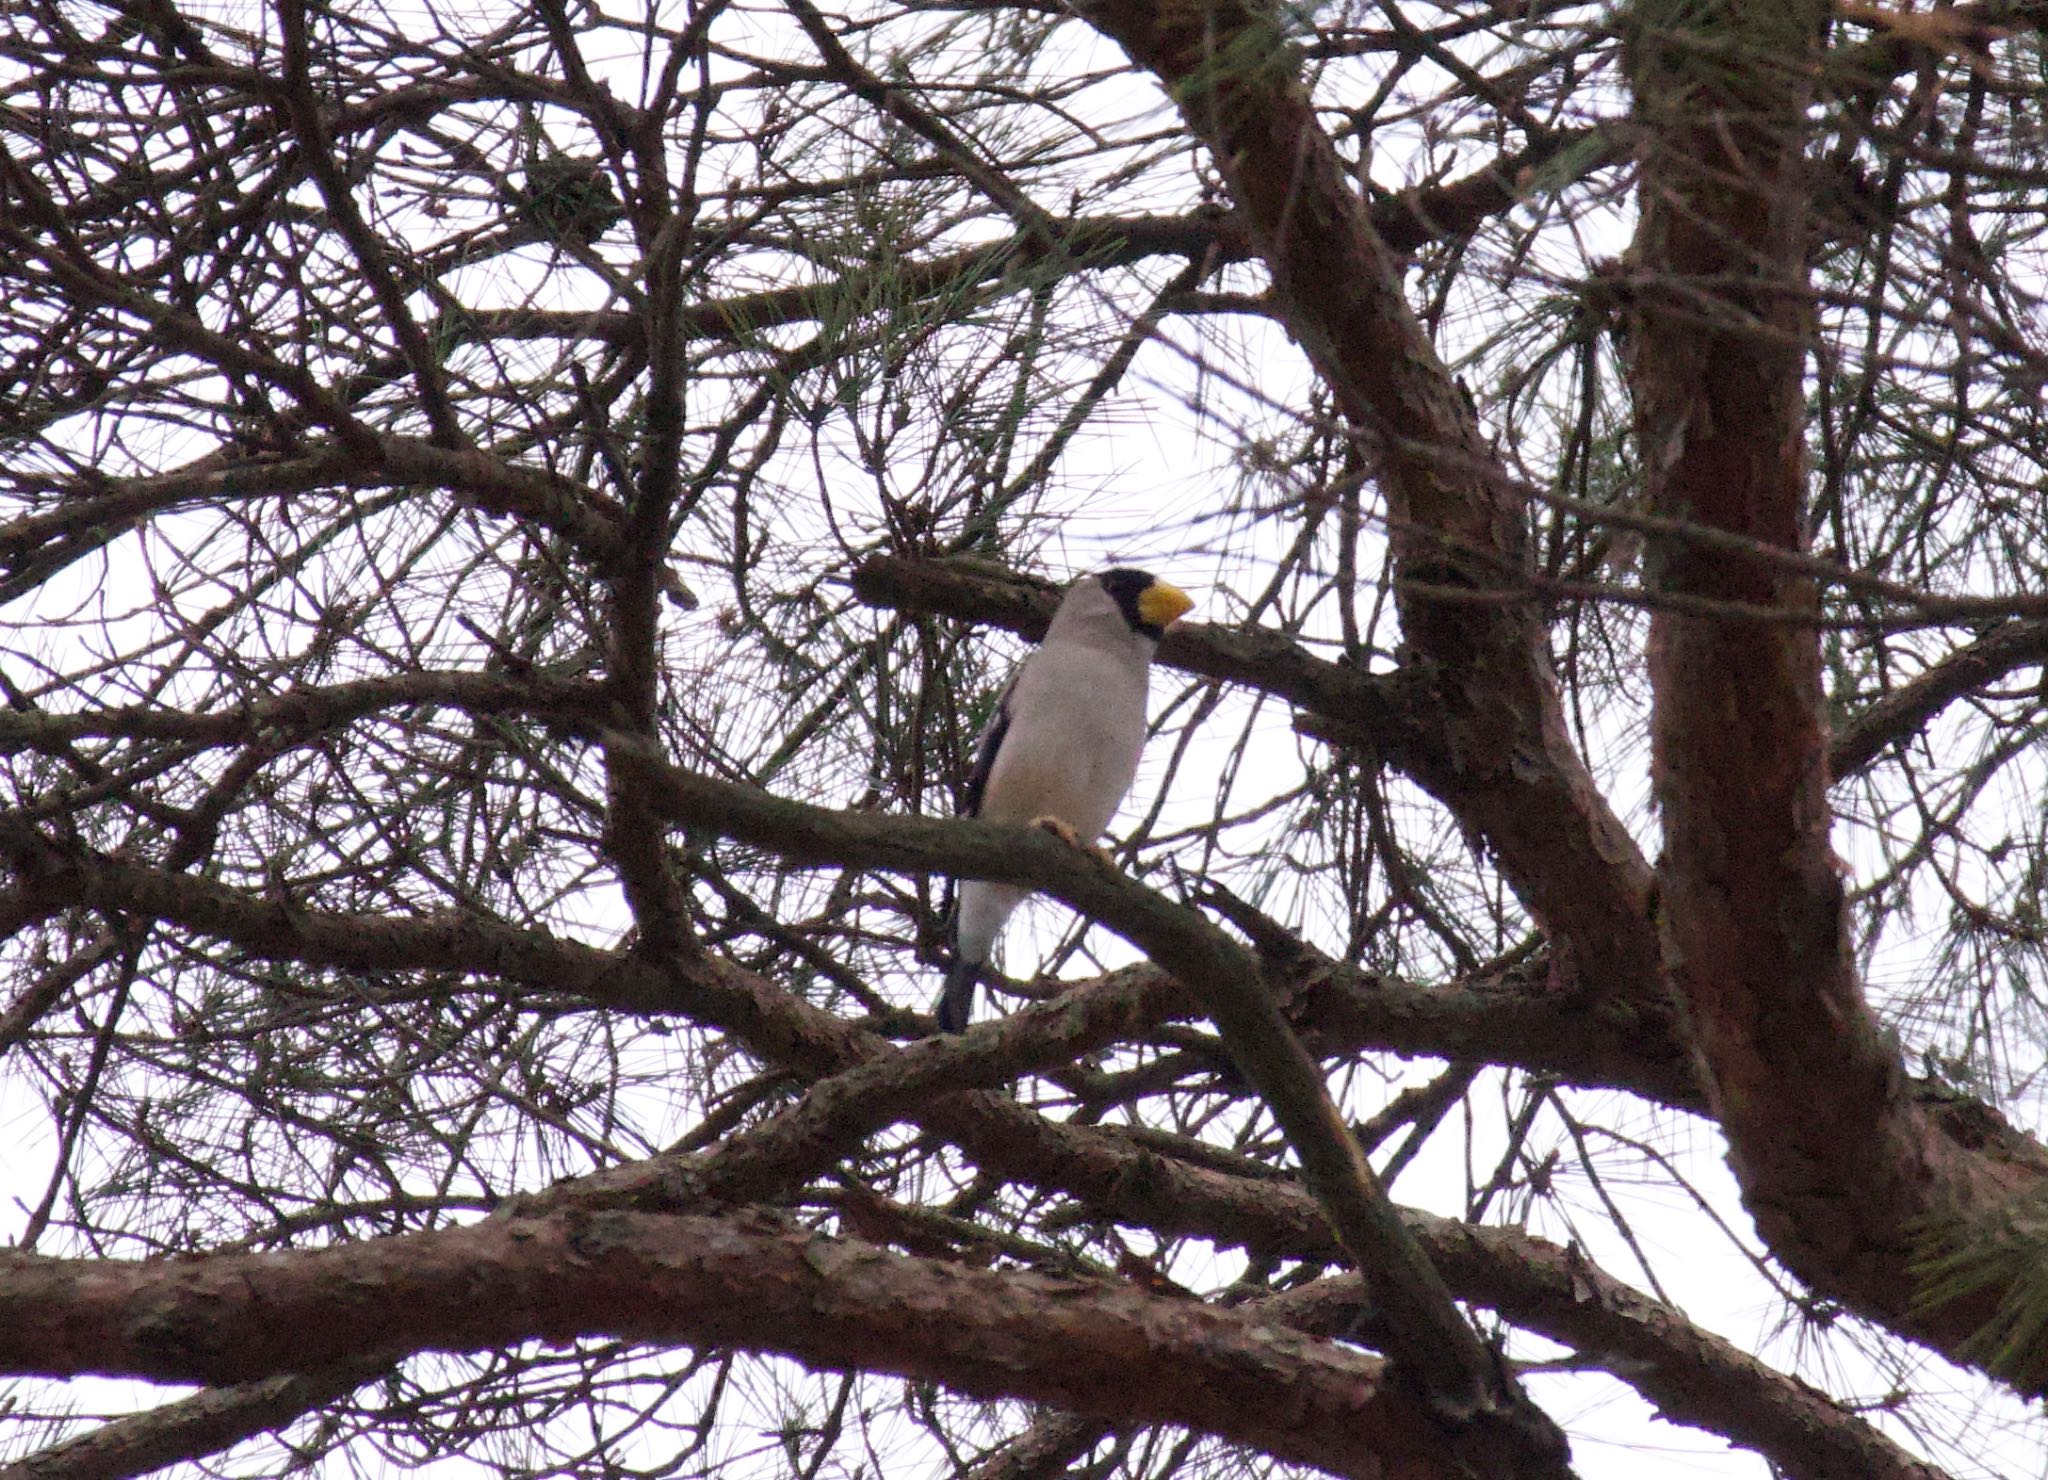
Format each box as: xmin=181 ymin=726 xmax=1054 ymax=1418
xmin=937 ymin=569 xmax=1190 ymax=1032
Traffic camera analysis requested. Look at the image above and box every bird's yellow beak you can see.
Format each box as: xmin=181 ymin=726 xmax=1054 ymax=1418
xmin=1138 ymin=581 xmax=1194 ymax=630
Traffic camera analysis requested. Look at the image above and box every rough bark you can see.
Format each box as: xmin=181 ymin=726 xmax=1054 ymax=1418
xmin=0 ymin=1211 xmax=1457 ymax=1480
xmin=1625 ymin=0 xmax=2048 ymax=1366
xmin=0 ymin=1367 xmax=383 ymax=1480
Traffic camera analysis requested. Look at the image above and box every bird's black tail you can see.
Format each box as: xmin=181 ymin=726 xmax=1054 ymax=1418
xmin=935 ymin=957 xmax=980 ymax=1033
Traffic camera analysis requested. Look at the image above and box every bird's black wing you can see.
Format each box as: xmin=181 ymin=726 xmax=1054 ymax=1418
xmin=960 ymin=678 xmax=1015 ymax=819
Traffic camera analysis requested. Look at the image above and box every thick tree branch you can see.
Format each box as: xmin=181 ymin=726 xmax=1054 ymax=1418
xmin=1267 ymin=1265 xmax=1948 ymax=1480
xmin=1625 ymin=0 xmax=2048 ymax=1387
xmin=0 ymin=1210 xmax=1459 ymax=1480
xmin=0 ymin=1366 xmax=383 ymax=1480
xmin=909 ymin=1103 xmax=1952 ymax=1480
xmin=539 ymin=1087 xmax=1946 ymax=1480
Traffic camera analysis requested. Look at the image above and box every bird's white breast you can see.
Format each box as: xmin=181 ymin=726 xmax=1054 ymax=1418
xmin=980 ymin=639 xmax=1150 ymax=841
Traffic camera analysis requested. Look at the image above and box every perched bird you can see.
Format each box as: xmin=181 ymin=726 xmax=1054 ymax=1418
xmin=936 ymin=568 xmax=1194 ymax=1032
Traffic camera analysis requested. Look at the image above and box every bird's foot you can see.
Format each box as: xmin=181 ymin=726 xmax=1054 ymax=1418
xmin=1030 ymin=815 xmax=1112 ymax=863
xmin=1030 ymin=814 xmax=1083 ymax=847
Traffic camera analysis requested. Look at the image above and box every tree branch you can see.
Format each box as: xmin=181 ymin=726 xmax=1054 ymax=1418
xmin=0 ymin=1210 xmax=1462 ymax=1480
xmin=0 ymin=1366 xmax=383 ymax=1480
xmin=538 ymin=1090 xmax=1949 ymax=1480
xmin=1624 ymin=0 xmax=2048 ymax=1389
xmin=1828 ymin=616 xmax=2048 ymax=778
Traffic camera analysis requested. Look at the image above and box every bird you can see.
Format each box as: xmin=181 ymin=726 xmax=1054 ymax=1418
xmin=935 ymin=568 xmax=1194 ymax=1032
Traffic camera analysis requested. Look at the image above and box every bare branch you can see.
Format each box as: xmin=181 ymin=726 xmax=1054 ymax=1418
xmin=0 ymin=1211 xmax=1460 ymax=1480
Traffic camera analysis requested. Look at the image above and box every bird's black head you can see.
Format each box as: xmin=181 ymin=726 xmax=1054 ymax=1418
xmin=1096 ymin=568 xmax=1193 ymax=640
